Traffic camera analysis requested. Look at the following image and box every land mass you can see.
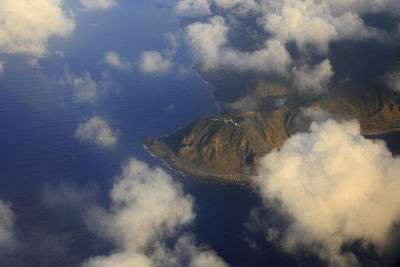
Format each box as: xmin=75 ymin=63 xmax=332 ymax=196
xmin=145 ymin=81 xmax=400 ymax=184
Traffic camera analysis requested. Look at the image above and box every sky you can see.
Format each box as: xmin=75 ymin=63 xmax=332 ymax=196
xmin=0 ymin=0 xmax=400 ymax=266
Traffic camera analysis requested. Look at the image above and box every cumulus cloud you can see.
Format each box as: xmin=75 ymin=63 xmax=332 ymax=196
xmin=177 ymin=0 xmax=400 ymax=97
xmin=293 ymin=59 xmax=334 ymax=95
xmin=386 ymin=69 xmax=400 ymax=92
xmin=186 ymin=16 xmax=291 ymax=74
xmin=75 ymin=116 xmax=118 ymax=147
xmin=139 ymin=51 xmax=174 ymax=74
xmin=253 ymin=116 xmax=400 ymax=266
xmin=0 ymin=0 xmax=75 ymax=57
xmin=186 ymin=16 xmax=228 ymax=69
xmin=224 ymin=39 xmax=292 ymax=74
xmin=61 ymin=67 xmax=114 ymax=103
xmin=0 ymin=200 xmax=16 ymax=251
xmin=105 ymin=51 xmax=131 ymax=71
xmin=83 ymin=159 xmax=227 ymax=267
xmin=80 ymin=0 xmax=119 ymax=10
xmin=261 ymin=0 xmax=379 ymax=54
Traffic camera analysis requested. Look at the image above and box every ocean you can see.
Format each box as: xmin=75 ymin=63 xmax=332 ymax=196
xmin=0 ymin=1 xmax=399 ymax=266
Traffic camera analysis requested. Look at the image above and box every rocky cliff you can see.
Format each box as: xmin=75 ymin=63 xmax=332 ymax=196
xmin=145 ymin=88 xmax=400 ymax=184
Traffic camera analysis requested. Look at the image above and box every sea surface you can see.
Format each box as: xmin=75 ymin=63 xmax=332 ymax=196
xmin=0 ymin=1 xmax=399 ymax=266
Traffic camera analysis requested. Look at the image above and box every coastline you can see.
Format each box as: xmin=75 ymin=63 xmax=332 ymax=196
xmin=144 ymin=127 xmax=400 ymax=186
xmin=143 ymin=139 xmax=251 ymax=185
xmin=144 ymin=68 xmax=400 ymax=185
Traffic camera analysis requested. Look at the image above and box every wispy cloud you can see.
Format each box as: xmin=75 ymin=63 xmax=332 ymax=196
xmin=386 ymin=69 xmax=400 ymax=92
xmin=75 ymin=116 xmax=118 ymax=147
xmin=43 ymin=183 xmax=97 ymax=209
xmin=61 ymin=67 xmax=115 ymax=103
xmin=105 ymin=51 xmax=131 ymax=71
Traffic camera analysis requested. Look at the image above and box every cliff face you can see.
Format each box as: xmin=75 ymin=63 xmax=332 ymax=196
xmin=145 ymin=89 xmax=400 ymax=183
xmin=318 ymin=91 xmax=400 ymax=134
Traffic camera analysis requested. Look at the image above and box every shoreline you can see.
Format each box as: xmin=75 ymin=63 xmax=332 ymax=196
xmin=143 ymin=139 xmax=251 ymax=185
xmin=144 ymin=128 xmax=400 ymax=186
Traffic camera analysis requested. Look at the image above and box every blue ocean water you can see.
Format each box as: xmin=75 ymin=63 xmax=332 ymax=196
xmin=0 ymin=2 xmax=264 ymax=266
xmin=0 ymin=1 xmax=399 ymax=266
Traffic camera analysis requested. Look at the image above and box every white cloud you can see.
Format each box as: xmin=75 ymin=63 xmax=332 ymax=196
xmin=186 ymin=16 xmax=292 ymax=74
xmin=223 ymin=39 xmax=292 ymax=74
xmin=179 ymin=0 xmax=398 ymax=87
xmin=175 ymin=0 xmax=211 ymax=17
xmin=105 ymin=51 xmax=131 ymax=71
xmin=61 ymin=67 xmax=114 ymax=103
xmin=0 ymin=0 xmax=75 ymax=57
xmin=139 ymin=51 xmax=173 ymax=74
xmin=261 ymin=0 xmax=379 ymax=54
xmin=137 ymin=33 xmax=179 ymax=75
xmin=0 ymin=61 xmax=4 ymax=77
xmin=75 ymin=116 xmax=118 ymax=147
xmin=293 ymin=59 xmax=334 ymax=95
xmin=253 ymin=116 xmax=400 ymax=266
xmin=86 ymin=159 xmax=194 ymax=250
xmin=0 ymin=200 xmax=16 ymax=251
xmin=80 ymin=0 xmax=119 ymax=10
xmin=83 ymin=159 xmax=227 ymax=267
xmin=186 ymin=16 xmax=228 ymax=69
xmin=385 ymin=69 xmax=400 ymax=92
xmin=65 ymin=71 xmax=98 ymax=103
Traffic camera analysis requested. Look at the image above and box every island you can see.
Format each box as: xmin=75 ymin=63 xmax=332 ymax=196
xmin=144 ymin=76 xmax=400 ymax=184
